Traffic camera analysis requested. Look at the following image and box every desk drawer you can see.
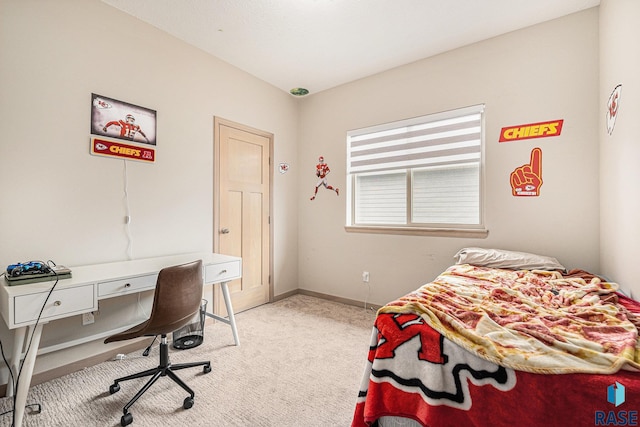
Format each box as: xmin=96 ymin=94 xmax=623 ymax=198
xmin=204 ymin=261 xmax=240 ymax=283
xmin=15 ymin=285 xmax=95 ymax=325
xmin=98 ymin=274 xmax=157 ymax=298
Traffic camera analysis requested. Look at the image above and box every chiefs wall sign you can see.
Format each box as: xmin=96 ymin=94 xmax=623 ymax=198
xmin=499 ymin=119 xmax=563 ymax=143
xmin=91 ymin=137 xmax=155 ymax=163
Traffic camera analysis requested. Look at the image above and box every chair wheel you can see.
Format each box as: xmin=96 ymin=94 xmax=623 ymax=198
xmin=110 ymin=383 xmax=120 ymax=394
xmin=203 ymin=364 xmax=212 ymax=374
xmin=121 ymin=412 xmax=133 ymax=426
xmin=183 ymin=396 xmax=194 ymax=409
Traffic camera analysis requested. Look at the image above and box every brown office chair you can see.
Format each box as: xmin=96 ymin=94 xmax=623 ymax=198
xmin=104 ymin=260 xmax=211 ymax=427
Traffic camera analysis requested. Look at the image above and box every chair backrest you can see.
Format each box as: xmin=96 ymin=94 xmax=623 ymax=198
xmin=144 ymin=259 xmax=203 ymax=336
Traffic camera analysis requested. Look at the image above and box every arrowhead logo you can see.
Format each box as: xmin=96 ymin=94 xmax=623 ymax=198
xmin=606 ymin=84 xmax=622 ymax=136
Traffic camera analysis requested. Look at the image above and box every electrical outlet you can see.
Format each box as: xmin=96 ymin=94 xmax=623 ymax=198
xmin=82 ymin=312 xmax=95 ymax=325
xmin=362 ymin=271 xmax=370 ymax=283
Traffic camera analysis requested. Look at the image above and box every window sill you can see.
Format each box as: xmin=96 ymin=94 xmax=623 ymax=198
xmin=344 ymin=225 xmax=489 ymax=238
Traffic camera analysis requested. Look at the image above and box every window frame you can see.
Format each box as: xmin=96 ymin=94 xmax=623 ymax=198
xmin=345 ymin=105 xmax=488 ymax=238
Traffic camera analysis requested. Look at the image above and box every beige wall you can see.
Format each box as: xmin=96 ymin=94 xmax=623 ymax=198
xmin=1 ymin=0 xmax=629 ymax=382
xmin=600 ymin=0 xmax=640 ymax=298
xmin=0 ymin=0 xmax=299 ymax=375
xmin=297 ymin=8 xmax=601 ymax=305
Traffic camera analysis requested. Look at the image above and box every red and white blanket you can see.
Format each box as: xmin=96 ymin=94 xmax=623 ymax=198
xmin=352 ymin=265 xmax=640 ymax=427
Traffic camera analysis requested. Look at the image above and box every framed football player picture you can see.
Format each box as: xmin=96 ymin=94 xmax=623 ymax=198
xmin=90 ymin=93 xmax=157 ymax=146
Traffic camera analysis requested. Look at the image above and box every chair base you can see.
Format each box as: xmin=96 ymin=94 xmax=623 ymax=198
xmin=109 ymin=335 xmax=211 ymax=426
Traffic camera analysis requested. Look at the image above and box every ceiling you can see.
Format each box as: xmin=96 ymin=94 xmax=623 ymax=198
xmin=101 ymin=0 xmax=600 ymax=96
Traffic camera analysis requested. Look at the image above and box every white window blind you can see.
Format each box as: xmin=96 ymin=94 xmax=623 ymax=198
xmin=355 ymin=171 xmax=406 ymax=224
xmin=347 ymin=105 xmax=484 ymax=229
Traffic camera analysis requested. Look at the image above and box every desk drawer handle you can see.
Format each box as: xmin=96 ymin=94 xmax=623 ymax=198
xmin=124 ymin=283 xmax=131 ymax=288
xmin=54 ymin=301 xmax=62 ymax=306
xmin=220 ymin=269 xmax=227 ymax=274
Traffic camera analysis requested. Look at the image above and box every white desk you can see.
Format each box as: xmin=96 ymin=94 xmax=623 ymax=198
xmin=0 ymin=252 xmax=242 ymax=427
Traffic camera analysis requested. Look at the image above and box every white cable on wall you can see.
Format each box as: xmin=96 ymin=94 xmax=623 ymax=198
xmin=123 ymin=160 xmax=133 ymax=260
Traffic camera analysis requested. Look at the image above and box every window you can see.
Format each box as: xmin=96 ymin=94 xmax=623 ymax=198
xmin=346 ymin=105 xmax=486 ymax=236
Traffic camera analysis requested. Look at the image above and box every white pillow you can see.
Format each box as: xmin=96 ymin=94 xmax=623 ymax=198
xmin=453 ymin=247 xmax=565 ymax=271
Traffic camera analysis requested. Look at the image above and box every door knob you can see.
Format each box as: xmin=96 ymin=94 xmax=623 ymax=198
xmin=220 ymin=228 xmax=230 ymax=234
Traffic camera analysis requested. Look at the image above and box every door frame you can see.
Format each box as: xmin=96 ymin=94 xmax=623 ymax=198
xmin=213 ymin=116 xmax=274 ymax=309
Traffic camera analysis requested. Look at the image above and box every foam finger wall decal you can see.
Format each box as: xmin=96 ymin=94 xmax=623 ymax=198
xmin=510 ymin=147 xmax=543 ymax=197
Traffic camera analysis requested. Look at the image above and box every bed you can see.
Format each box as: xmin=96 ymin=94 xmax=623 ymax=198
xmin=352 ymin=248 xmax=640 ymax=427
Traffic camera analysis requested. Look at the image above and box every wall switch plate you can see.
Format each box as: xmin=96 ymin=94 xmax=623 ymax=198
xmin=362 ymin=271 xmax=370 ymax=283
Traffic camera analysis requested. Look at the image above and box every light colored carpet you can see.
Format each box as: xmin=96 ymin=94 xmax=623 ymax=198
xmin=0 ymin=294 xmax=376 ymax=427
